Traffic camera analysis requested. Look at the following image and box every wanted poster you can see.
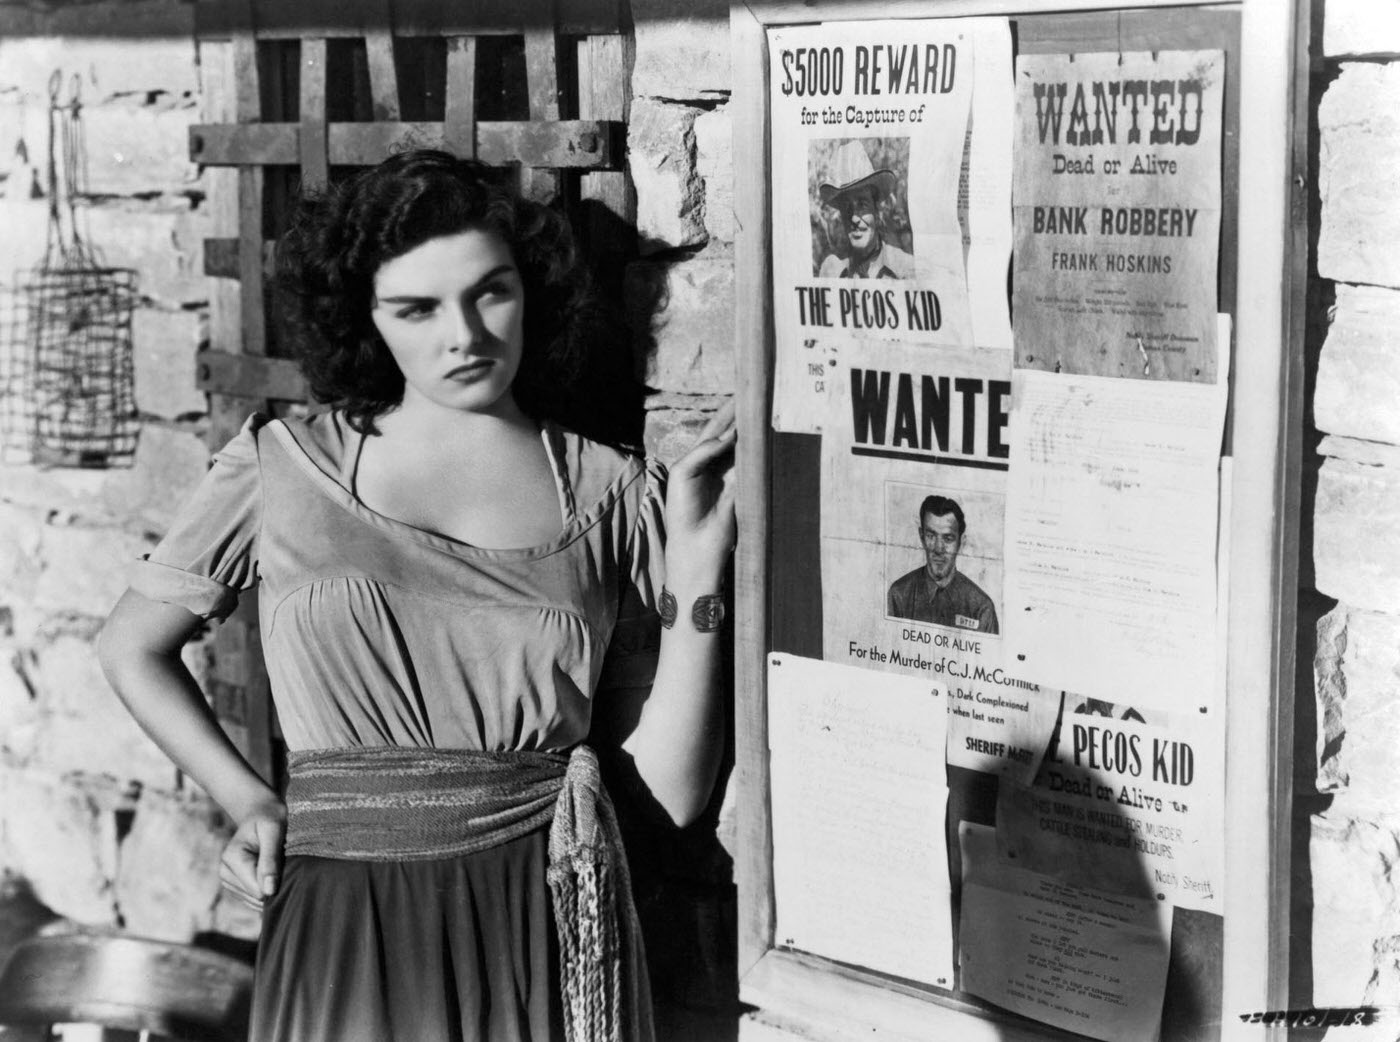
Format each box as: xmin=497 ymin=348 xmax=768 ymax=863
xmin=819 ymin=341 xmax=1059 ymax=776
xmin=995 ymin=695 xmax=1225 ymax=914
xmin=768 ymin=20 xmax=986 ymax=432
xmin=1012 ymin=50 xmax=1225 ymax=383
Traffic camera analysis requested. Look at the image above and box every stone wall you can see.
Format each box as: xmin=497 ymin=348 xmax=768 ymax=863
xmin=624 ymin=3 xmax=740 ymax=1033
xmin=0 ymin=0 xmax=264 ymax=949
xmin=1306 ymin=1 xmax=1400 ymax=1023
xmin=629 ymin=0 xmax=735 ymax=461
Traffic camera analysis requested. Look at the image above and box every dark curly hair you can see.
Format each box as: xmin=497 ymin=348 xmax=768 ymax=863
xmin=276 ymin=150 xmax=597 ymax=435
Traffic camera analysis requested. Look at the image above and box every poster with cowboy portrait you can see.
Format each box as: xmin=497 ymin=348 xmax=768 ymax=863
xmin=767 ymin=18 xmax=1013 ymax=434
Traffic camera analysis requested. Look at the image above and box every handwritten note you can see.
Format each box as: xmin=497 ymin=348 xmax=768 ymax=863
xmin=768 ymin=653 xmax=953 ymax=986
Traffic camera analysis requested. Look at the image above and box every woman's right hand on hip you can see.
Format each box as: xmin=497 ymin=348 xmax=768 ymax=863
xmin=219 ymin=799 xmax=287 ymax=911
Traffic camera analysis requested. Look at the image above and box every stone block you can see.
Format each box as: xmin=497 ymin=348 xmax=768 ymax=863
xmin=0 ymin=463 xmax=115 ymax=529
xmin=628 ymin=99 xmax=706 ymax=254
xmin=695 ymin=106 xmax=734 ymax=243
xmin=629 ymin=253 xmax=736 ymax=395
xmin=1313 ymin=456 xmax=1400 ymax=613
xmin=0 ymin=503 xmax=44 ymax=610
xmin=82 ymin=99 xmax=200 ymax=197
xmin=0 ymin=648 xmax=41 ymax=763
xmin=1310 ymin=810 xmax=1400 ymax=1006
xmin=84 ymin=201 xmax=210 ymax=307
xmin=1316 ymin=285 xmax=1400 ymax=444
xmin=29 ymin=634 xmax=177 ymax=789
xmin=133 ymin=307 xmax=207 ymax=419
xmin=643 ymin=398 xmax=731 ymax=464
xmin=1318 ymin=64 xmax=1400 ymax=288
xmin=0 ymin=31 xmax=197 ymax=100
xmin=0 ymin=102 xmax=49 ymax=206
xmin=1323 ymin=0 xmax=1400 ymax=59
xmin=114 ymin=788 xmax=227 ymax=942
xmin=1314 ymin=607 xmax=1400 ymax=810
xmin=34 ymin=521 xmax=152 ymax=620
xmin=0 ymin=766 xmax=120 ymax=925
xmin=1318 ymin=436 xmax=1400 ymax=469
xmin=0 ymin=198 xmax=54 ymax=271
xmin=632 ymin=0 xmax=731 ymax=102
xmin=100 ymin=423 xmax=211 ymax=536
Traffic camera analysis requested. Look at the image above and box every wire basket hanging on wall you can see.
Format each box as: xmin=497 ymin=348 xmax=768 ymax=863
xmin=0 ymin=72 xmax=138 ymax=467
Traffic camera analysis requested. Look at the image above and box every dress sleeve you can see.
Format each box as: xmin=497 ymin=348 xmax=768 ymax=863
xmin=597 ymin=457 xmax=668 ymax=692
xmin=127 ymin=414 xmax=265 ymax=621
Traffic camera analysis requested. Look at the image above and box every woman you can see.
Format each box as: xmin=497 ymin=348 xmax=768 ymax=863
xmin=98 ymin=150 xmax=735 ymax=1042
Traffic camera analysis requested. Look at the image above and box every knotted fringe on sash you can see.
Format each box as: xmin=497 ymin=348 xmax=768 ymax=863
xmin=284 ymin=745 xmax=655 ymax=1042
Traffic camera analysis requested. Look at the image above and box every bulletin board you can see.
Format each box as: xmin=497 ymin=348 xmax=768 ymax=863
xmin=731 ymin=2 xmax=1310 ymax=1041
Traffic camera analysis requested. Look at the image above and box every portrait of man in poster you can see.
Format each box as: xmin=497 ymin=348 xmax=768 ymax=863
xmin=888 ymin=494 xmax=999 ymax=633
xmin=811 ymin=139 xmax=916 ymax=280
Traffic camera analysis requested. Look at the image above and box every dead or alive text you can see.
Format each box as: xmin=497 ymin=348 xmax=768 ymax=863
xmin=779 ymin=43 xmax=957 ymax=98
xmin=848 ymin=367 xmax=1010 ymax=460
xmin=1032 ymin=76 xmax=1207 ymax=147
xmin=795 ymin=285 xmax=942 ymax=331
xmin=1051 ymin=152 xmax=1183 ymax=175
xmin=1043 ymin=769 xmax=1185 ymax=817
xmin=1032 ymin=206 xmax=1199 ymax=237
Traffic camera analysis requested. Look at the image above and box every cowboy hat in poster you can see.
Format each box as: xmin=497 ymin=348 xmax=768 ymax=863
xmin=768 ymin=19 xmax=1004 ymax=434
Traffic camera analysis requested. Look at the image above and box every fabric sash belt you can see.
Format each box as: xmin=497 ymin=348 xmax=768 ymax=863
xmin=283 ymin=745 xmax=654 ymax=1042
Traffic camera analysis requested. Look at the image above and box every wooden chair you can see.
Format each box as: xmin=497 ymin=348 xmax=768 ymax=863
xmin=0 ymin=934 xmax=252 ymax=1042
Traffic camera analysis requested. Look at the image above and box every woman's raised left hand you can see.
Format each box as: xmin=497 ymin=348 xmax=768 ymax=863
xmin=663 ymin=401 xmax=737 ymax=573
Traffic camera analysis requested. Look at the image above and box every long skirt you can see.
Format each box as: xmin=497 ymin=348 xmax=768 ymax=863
xmin=249 ymin=829 xmax=562 ymax=1042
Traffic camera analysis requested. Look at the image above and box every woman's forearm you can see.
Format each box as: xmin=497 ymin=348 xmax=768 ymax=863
xmin=621 ymin=556 xmax=728 ymax=827
xmin=98 ymin=594 xmax=280 ymax=824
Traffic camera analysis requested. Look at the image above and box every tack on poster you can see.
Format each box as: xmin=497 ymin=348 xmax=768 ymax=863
xmin=767 ymin=19 xmax=1013 ymax=433
xmin=819 ymin=340 xmax=1059 ymax=776
xmin=1012 ymin=50 xmax=1225 ymax=383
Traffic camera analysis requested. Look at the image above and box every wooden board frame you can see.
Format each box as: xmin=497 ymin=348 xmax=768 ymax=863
xmin=731 ymin=2 xmax=1310 ymax=1039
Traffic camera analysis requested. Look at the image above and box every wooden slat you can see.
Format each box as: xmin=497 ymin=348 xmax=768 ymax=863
xmin=203 ymin=236 xmax=273 ymax=278
xmin=729 ymin=0 xmax=775 ymax=983
xmin=742 ymin=950 xmax=1088 ymax=1042
xmin=298 ymin=37 xmax=328 ymax=191
xmin=522 ymin=14 xmax=562 ymax=202
xmin=196 ymin=0 xmax=621 ymax=40
xmin=364 ymin=26 xmax=401 ymax=121
xmin=1223 ymin=2 xmax=1309 ymax=1038
xmin=190 ymin=119 xmax=617 ymax=168
xmin=236 ymin=186 xmax=265 ymax=356
xmin=231 ymin=5 xmax=265 ymax=361
xmin=578 ymin=34 xmax=635 ymax=254
xmin=444 ymin=37 xmax=477 ymax=159
xmin=196 ymin=349 xmax=308 ymax=401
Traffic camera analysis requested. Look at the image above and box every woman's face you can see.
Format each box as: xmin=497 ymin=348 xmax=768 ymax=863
xmin=369 ymin=228 xmax=526 ymax=417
